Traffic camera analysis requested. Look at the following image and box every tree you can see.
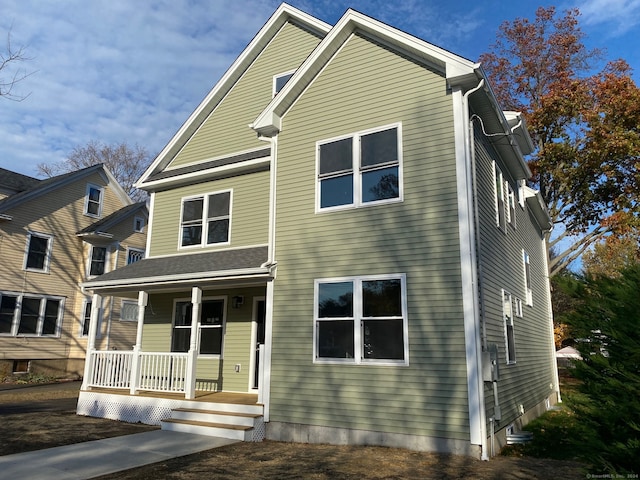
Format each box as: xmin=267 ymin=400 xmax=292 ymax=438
xmin=565 ymin=265 xmax=640 ymax=473
xmin=480 ymin=7 xmax=640 ymax=276
xmin=38 ymin=140 xmax=151 ymax=201
xmin=582 ymin=231 xmax=640 ymax=278
xmin=1 ymin=29 xmax=32 ymax=101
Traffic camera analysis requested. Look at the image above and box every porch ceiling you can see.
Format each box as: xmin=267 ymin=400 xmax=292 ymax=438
xmin=82 ymin=245 xmax=272 ymax=296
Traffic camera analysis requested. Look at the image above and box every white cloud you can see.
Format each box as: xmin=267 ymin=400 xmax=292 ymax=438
xmin=577 ymin=0 xmax=640 ymax=34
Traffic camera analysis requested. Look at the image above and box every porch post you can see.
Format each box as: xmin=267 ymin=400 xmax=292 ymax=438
xmin=129 ymin=291 xmax=148 ymax=395
xmin=185 ymin=286 xmax=201 ymax=400
xmin=81 ymin=293 xmax=102 ymax=390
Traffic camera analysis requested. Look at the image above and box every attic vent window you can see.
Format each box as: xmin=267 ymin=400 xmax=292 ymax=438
xmin=273 ymin=71 xmax=294 ymax=96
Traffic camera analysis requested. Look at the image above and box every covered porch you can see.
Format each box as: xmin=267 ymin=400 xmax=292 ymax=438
xmin=79 ymin=247 xmax=275 ymax=424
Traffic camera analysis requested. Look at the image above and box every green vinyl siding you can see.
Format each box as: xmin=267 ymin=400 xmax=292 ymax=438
xmin=169 ymin=22 xmax=322 ymax=168
xmin=148 ymin=170 xmax=270 ymax=257
xmin=473 ymin=129 xmax=556 ymax=428
xmin=142 ymin=287 xmax=265 ymax=392
xmin=270 ymin=33 xmax=471 ymax=439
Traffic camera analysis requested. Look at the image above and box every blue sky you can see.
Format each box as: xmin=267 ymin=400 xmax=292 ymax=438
xmin=1 ymin=0 xmax=639 ymax=178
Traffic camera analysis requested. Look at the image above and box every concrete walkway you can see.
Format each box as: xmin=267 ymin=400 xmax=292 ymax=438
xmin=0 ymin=430 xmax=237 ymax=479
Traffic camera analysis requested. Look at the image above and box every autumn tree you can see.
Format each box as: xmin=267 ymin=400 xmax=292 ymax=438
xmin=1 ymin=29 xmax=32 ymax=101
xmin=582 ymin=231 xmax=640 ymax=278
xmin=480 ymin=7 xmax=640 ymax=276
xmin=38 ymin=140 xmax=151 ymax=201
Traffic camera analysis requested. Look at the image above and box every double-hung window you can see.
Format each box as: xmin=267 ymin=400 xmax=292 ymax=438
xmin=502 ymin=290 xmax=516 ymax=364
xmin=89 ymin=246 xmax=107 ymax=276
xmin=24 ymin=232 xmax=53 ymax=272
xmin=85 ymin=184 xmax=104 ymax=217
xmin=314 ymin=274 xmax=408 ymax=364
xmin=180 ymin=191 xmax=231 ymax=248
xmin=523 ymin=250 xmax=532 ymax=305
xmin=0 ymin=292 xmax=63 ymax=337
xmin=317 ymin=124 xmax=402 ymax=211
xmin=494 ymin=163 xmax=506 ymax=230
xmin=172 ymin=298 xmax=225 ymax=355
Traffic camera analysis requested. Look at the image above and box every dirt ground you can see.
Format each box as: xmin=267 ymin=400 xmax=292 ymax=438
xmin=0 ymin=382 xmax=587 ymax=479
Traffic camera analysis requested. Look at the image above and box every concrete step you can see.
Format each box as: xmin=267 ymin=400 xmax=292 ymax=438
xmin=161 ymin=418 xmax=254 ymax=441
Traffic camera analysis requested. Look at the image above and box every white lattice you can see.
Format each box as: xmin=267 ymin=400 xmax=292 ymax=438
xmin=252 ymin=417 xmax=266 ymax=441
xmin=77 ymin=391 xmax=182 ymax=424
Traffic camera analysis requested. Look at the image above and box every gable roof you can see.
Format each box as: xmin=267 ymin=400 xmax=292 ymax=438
xmin=77 ymin=201 xmax=148 ymax=239
xmin=251 ymin=7 xmax=532 ymax=179
xmin=136 ymin=3 xmax=331 ymax=187
xmin=0 ymin=164 xmax=133 ymax=215
xmin=0 ymin=167 xmax=41 ymax=194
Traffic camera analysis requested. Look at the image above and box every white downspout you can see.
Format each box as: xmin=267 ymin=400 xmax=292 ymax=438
xmin=458 ymin=78 xmax=489 ymax=461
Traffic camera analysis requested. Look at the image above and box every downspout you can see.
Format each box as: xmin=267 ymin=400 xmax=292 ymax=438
xmin=462 ymin=78 xmax=489 ymax=461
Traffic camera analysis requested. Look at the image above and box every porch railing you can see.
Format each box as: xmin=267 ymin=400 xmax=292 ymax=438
xmin=85 ymin=350 xmax=189 ymax=393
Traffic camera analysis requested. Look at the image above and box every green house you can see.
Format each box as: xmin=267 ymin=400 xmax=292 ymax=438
xmin=79 ymin=3 xmax=558 ymax=459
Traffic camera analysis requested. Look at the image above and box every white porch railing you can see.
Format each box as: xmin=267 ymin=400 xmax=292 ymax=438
xmin=86 ymin=350 xmax=189 ymax=394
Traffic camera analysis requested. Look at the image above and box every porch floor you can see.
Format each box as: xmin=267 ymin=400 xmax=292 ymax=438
xmin=86 ymin=388 xmax=260 ymax=405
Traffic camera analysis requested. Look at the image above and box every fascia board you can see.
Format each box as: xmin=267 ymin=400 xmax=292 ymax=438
xmin=252 ymin=9 xmax=477 ymax=136
xmin=82 ymin=268 xmax=271 ymax=290
xmin=136 ymin=4 xmax=331 ymax=188
xmin=523 ymin=186 xmax=553 ymax=231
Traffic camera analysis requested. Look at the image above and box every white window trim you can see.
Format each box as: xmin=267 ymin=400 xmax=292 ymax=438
xmin=315 ymin=123 xmax=403 ymax=213
xmin=178 ymin=190 xmax=233 ymax=249
xmin=23 ymin=231 xmax=53 ymax=273
xmin=120 ymin=300 xmax=139 ymax=322
xmin=514 ymin=297 xmax=523 ymax=318
xmin=506 ymin=183 xmax=517 ymax=229
xmin=126 ymin=246 xmax=145 ymax=265
xmin=523 ymin=250 xmax=533 ymax=306
xmin=87 ymin=244 xmax=110 ymax=278
xmin=133 ymin=216 xmax=145 ymax=233
xmin=80 ymin=297 xmax=102 ymax=338
xmin=313 ymin=273 xmax=409 ymax=366
xmin=0 ymin=290 xmax=64 ymax=338
xmin=502 ymin=289 xmax=516 ymax=365
xmin=84 ymin=183 xmax=104 ymax=218
xmin=493 ymin=161 xmax=506 ymax=232
xmin=273 ymin=69 xmax=296 ymax=97
xmin=171 ymin=296 xmax=227 ymax=358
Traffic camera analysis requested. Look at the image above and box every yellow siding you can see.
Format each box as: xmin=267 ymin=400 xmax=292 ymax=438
xmin=168 ymin=22 xmax=322 ymax=168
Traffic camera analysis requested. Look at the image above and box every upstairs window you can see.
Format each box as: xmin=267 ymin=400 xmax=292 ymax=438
xmin=317 ymin=124 xmax=402 ymax=211
xmin=24 ymin=232 xmax=53 ymax=273
xmin=89 ymin=246 xmax=107 ymax=276
xmin=273 ymin=70 xmax=294 ymax=96
xmin=85 ymin=184 xmax=104 ymax=217
xmin=133 ymin=216 xmax=145 ymax=232
xmin=180 ymin=191 xmax=231 ymax=248
xmin=494 ymin=163 xmax=506 ymax=231
xmin=523 ymin=250 xmax=532 ymax=305
xmin=126 ymin=248 xmax=145 ymax=265
xmin=314 ymin=274 xmax=408 ymax=365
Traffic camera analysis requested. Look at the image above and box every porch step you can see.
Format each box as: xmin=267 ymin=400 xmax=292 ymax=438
xmin=161 ymin=407 xmax=264 ymax=442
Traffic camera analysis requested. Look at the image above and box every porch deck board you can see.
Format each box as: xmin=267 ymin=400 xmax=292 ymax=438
xmin=87 ymin=388 xmax=260 ymax=405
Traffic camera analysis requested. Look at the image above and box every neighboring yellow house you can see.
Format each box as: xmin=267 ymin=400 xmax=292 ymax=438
xmin=0 ymin=164 xmax=148 ymax=379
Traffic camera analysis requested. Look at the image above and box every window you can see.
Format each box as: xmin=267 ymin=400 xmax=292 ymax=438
xmin=172 ymin=298 xmax=225 ymax=355
xmin=523 ymin=251 xmax=532 ymax=306
xmin=85 ymin=184 xmax=104 ymax=217
xmin=503 ymin=290 xmax=516 ymax=364
xmin=89 ymin=246 xmax=107 ymax=276
xmin=317 ymin=124 xmax=402 ymax=211
xmin=494 ymin=163 xmax=506 ymax=230
xmin=314 ymin=274 xmax=408 ymax=364
xmin=120 ymin=300 xmax=138 ymax=322
xmin=0 ymin=292 xmax=63 ymax=337
xmin=133 ymin=216 xmax=145 ymax=233
xmin=514 ymin=297 xmax=523 ymax=318
xmin=273 ymin=70 xmax=294 ymax=96
xmin=180 ymin=191 xmax=231 ymax=248
xmin=81 ymin=300 xmax=92 ymax=336
xmin=506 ymin=183 xmax=516 ymax=228
xmin=24 ymin=232 xmax=53 ymax=272
xmin=126 ymin=248 xmax=145 ymax=265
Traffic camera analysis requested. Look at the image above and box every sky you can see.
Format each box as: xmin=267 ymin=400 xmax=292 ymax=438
xmin=1 ymin=0 xmax=639 ymax=179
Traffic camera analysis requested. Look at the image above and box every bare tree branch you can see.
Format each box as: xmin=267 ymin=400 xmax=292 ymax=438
xmin=0 ymin=29 xmax=34 ymax=101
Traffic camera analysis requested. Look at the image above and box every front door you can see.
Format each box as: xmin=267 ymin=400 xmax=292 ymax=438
xmin=252 ymin=299 xmax=266 ymax=390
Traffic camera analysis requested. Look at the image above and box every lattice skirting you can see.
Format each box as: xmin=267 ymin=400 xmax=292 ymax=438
xmin=77 ymin=391 xmax=184 ymax=425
